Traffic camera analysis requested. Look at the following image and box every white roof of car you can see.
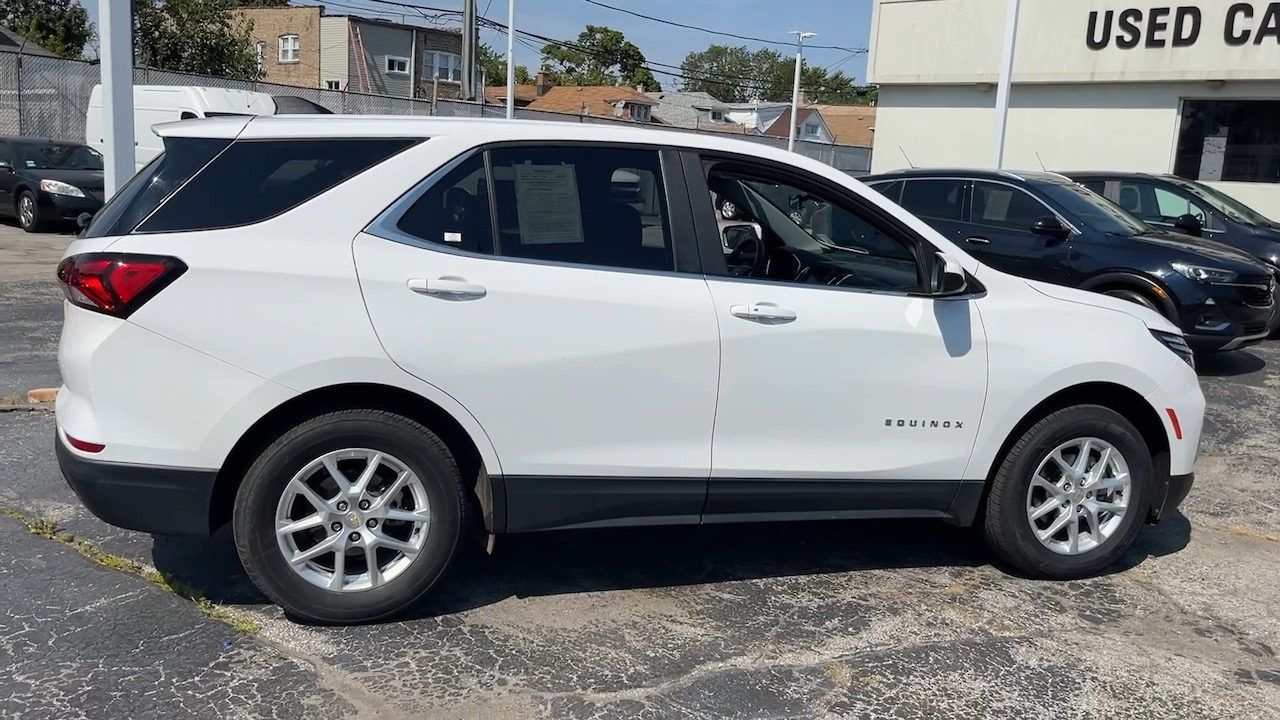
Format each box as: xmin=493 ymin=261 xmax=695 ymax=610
xmin=153 ymin=114 xmax=810 ymax=169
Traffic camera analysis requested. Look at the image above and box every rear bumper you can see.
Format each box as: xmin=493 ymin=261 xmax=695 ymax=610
xmin=56 ymin=432 xmax=218 ymax=537
xmin=1149 ymin=471 xmax=1194 ymax=523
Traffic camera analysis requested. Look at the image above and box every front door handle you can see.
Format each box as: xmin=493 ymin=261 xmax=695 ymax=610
xmin=407 ymin=277 xmax=487 ymax=298
xmin=965 ymin=236 xmax=991 ymax=245
xmin=730 ymin=303 xmax=797 ymax=322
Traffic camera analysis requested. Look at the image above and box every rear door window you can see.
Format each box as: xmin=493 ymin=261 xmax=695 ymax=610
xmin=900 ymin=179 xmax=966 ymax=221
xmin=136 ymin=137 xmax=421 ymax=233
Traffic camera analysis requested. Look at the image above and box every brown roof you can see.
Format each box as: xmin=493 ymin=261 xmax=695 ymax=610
xmin=525 ymin=85 xmax=656 ymax=119
xmin=809 ymin=104 xmax=876 ymax=147
xmin=761 ymin=107 xmax=822 ymax=139
xmin=483 ymin=85 xmax=539 ymax=105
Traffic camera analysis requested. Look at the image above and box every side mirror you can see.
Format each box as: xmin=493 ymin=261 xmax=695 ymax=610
xmin=930 ymin=252 xmax=969 ymax=297
xmin=721 ymin=223 xmax=760 ymax=250
xmin=0 ymin=159 xmax=11 ymax=171
xmin=76 ymin=212 xmax=94 ymax=233
xmin=1173 ymin=213 xmax=1203 ymax=237
xmin=1030 ymin=216 xmax=1071 ymax=241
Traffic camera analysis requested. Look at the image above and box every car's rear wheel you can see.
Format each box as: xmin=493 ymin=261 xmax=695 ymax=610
xmin=17 ymin=191 xmax=46 ymax=233
xmin=233 ymin=409 xmax=468 ymax=624
xmin=982 ymin=405 xmax=1151 ymax=579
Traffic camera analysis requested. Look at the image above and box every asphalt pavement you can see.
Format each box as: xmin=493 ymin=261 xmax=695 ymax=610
xmin=2 ymin=223 xmax=1279 ymax=719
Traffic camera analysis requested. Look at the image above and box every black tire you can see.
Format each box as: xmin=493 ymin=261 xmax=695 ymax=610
xmin=1103 ymin=288 xmax=1161 ymax=316
xmin=17 ymin=190 xmax=47 ymax=233
xmin=982 ymin=405 xmax=1152 ymax=580
xmin=720 ymin=197 xmax=739 ymax=221
xmin=233 ymin=409 xmax=468 ymax=624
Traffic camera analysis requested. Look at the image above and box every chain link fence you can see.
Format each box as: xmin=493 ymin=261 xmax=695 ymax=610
xmin=0 ymin=52 xmax=870 ymax=174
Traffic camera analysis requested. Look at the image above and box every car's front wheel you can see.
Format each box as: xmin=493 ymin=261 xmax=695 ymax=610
xmin=233 ymin=409 xmax=468 ymax=624
xmin=17 ymin=190 xmax=47 ymax=233
xmin=982 ymin=405 xmax=1151 ymax=579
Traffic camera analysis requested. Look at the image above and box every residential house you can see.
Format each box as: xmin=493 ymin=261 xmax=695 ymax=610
xmin=644 ymin=90 xmax=746 ymax=133
xmin=810 ymin=104 xmax=876 ymax=147
xmin=524 ymin=82 xmax=660 ymax=123
xmin=723 ymin=101 xmax=791 ymax=135
xmin=761 ymin=106 xmax=836 ymax=144
xmin=482 ymin=84 xmax=540 ymax=108
xmin=318 ymin=15 xmax=462 ymax=100
xmin=0 ymin=25 xmax=59 ymax=57
xmin=235 ymin=5 xmax=322 ymax=87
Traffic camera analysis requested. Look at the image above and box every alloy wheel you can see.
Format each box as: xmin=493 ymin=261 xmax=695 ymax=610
xmin=1025 ymin=437 xmax=1131 ymax=556
xmin=275 ymin=448 xmax=431 ymax=592
xmin=19 ymin=195 xmax=35 ymax=228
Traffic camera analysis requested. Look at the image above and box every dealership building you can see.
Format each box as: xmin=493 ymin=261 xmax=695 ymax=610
xmin=867 ymin=0 xmax=1280 ymax=217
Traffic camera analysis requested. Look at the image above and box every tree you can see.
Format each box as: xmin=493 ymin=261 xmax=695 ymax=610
xmin=541 ymin=25 xmax=660 ymax=91
xmin=680 ymin=43 xmax=875 ymax=105
xmin=230 ymin=0 xmax=289 ymax=5
xmin=134 ymin=0 xmax=261 ymax=81
xmin=478 ymin=43 xmax=532 ymax=87
xmin=1 ymin=0 xmax=94 ymax=59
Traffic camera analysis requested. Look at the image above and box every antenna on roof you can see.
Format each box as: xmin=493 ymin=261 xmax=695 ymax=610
xmin=898 ymin=145 xmax=914 ymax=169
xmin=1035 ymin=151 xmax=1047 ymax=172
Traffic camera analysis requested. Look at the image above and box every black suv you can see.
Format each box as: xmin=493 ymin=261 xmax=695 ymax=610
xmin=1062 ymin=171 xmax=1280 ymax=278
xmin=862 ymin=169 xmax=1278 ymax=353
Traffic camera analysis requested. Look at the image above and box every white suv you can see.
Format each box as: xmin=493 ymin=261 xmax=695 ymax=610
xmin=56 ymin=116 xmax=1204 ymax=624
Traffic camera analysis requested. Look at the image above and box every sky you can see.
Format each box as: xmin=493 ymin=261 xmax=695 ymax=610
xmin=82 ymin=0 xmax=874 ymax=90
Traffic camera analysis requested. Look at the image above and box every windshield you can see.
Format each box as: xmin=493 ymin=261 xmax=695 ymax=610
xmin=1169 ymin=177 xmax=1275 ymax=226
xmin=1039 ymin=181 xmax=1151 ymax=236
xmin=13 ymin=142 xmax=103 ymax=171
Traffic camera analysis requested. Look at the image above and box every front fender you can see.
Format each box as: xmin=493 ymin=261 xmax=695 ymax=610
xmin=1079 ymin=271 xmax=1179 ymax=321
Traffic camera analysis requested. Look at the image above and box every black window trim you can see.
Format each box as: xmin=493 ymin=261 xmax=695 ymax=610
xmin=133 ymin=135 xmax=424 ymax=235
xmin=365 ymin=139 xmax=705 ymax=278
xmin=683 ymin=151 xmax=986 ymax=301
xmin=968 ymin=177 xmax=1082 ymax=236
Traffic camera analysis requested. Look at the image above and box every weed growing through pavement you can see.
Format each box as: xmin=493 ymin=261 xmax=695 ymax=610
xmin=0 ymin=507 xmax=261 ymax=634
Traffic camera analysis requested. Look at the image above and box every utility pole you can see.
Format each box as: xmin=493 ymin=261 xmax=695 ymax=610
xmin=461 ymin=0 xmax=477 ymax=102
xmin=100 ymin=0 xmax=135 ymax=198
xmin=505 ymin=0 xmax=516 ymax=119
xmin=992 ymin=0 xmax=1021 ymax=168
xmin=788 ymin=30 xmax=816 ymax=153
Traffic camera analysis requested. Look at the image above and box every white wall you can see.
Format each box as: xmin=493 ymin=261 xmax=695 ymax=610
xmin=871 ymin=81 xmax=1280 ymax=218
xmin=870 ymin=0 xmax=1280 ymax=85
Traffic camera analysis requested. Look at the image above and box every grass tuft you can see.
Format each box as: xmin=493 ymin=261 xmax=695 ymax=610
xmin=1 ymin=506 xmax=261 ymax=634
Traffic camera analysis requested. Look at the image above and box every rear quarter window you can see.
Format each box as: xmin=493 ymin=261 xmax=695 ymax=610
xmin=136 ymin=137 xmax=421 ymax=233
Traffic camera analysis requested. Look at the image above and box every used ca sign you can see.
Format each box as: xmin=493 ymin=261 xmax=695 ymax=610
xmin=1087 ymin=3 xmax=1280 ymax=50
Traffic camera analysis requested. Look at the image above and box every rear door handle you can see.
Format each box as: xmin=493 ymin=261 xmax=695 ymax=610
xmin=730 ymin=303 xmax=797 ymax=322
xmin=965 ymin=236 xmax=991 ymax=245
xmin=407 ymin=277 xmax=487 ymax=298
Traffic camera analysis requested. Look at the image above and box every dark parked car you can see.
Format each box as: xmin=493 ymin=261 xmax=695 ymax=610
xmin=863 ymin=169 xmax=1278 ymax=353
xmin=0 ymin=137 xmax=105 ymax=233
xmin=1062 ymin=171 xmax=1280 ymax=278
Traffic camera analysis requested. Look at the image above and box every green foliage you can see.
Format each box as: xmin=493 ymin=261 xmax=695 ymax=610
xmin=541 ymin=25 xmax=660 ymax=91
xmin=134 ymin=0 xmax=262 ymax=81
xmin=478 ymin=43 xmax=532 ymax=87
xmin=1 ymin=0 xmax=94 ymax=59
xmin=680 ymin=43 xmax=874 ymax=105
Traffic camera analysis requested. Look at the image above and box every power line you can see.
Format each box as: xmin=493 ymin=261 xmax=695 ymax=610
xmin=580 ymin=0 xmax=867 ymax=54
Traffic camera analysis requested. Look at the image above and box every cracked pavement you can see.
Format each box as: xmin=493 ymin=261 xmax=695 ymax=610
xmin=2 ymin=227 xmax=1280 ymax=719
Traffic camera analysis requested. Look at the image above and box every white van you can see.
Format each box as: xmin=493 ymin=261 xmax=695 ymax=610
xmin=85 ymin=85 xmax=330 ymax=171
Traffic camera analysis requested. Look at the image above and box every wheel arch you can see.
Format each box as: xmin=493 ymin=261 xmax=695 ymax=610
xmin=1080 ymin=272 xmax=1179 ymax=321
xmin=956 ymin=381 xmax=1171 ymax=527
xmin=209 ymin=382 xmax=500 ymax=539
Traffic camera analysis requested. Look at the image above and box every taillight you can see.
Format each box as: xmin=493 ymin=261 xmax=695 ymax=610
xmin=56 ymin=253 xmax=186 ymax=318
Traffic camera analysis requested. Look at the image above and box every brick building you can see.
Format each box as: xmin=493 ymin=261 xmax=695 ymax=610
xmin=234 ymin=5 xmax=322 ymax=87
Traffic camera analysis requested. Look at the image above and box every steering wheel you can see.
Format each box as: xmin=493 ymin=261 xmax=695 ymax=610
xmin=726 ymin=233 xmax=767 ymax=277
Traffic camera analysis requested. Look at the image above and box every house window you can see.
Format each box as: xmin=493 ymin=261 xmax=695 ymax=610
xmin=803 ymin=123 xmax=819 ymax=137
xmin=630 ymin=104 xmax=651 ymax=122
xmin=385 ymin=55 xmax=410 ymax=75
xmin=255 ymin=41 xmax=266 ymax=70
xmin=424 ymin=52 xmax=461 ymax=82
xmin=710 ymin=110 xmax=724 ymax=122
xmin=325 ymin=80 xmax=341 ymax=90
xmin=1175 ymin=99 xmax=1280 ymax=184
xmin=278 ymin=34 xmax=300 ymax=63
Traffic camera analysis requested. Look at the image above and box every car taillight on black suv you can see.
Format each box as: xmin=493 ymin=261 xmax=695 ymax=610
xmin=56 ymin=253 xmax=187 ymax=318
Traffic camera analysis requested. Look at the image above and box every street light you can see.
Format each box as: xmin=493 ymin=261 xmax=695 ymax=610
xmin=505 ymin=0 xmax=516 ymax=119
xmin=992 ymin=0 xmax=1021 ymax=168
xmin=788 ymin=30 xmax=816 ymax=153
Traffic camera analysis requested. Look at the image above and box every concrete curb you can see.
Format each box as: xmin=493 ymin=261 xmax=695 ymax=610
xmin=26 ymin=388 xmax=58 ymax=404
